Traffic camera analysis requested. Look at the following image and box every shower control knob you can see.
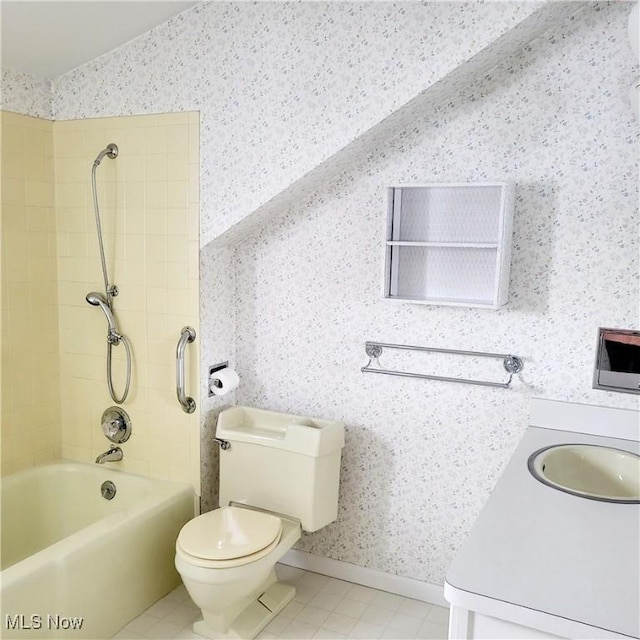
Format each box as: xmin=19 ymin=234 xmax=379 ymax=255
xmin=101 ymin=407 xmax=132 ymax=444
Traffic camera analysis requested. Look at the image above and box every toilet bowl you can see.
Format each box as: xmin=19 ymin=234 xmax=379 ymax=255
xmin=175 ymin=506 xmax=301 ymax=639
xmin=175 ymin=406 xmax=345 ymax=640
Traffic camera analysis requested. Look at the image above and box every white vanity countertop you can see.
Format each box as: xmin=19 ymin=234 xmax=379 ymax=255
xmin=445 ymin=406 xmax=640 ymax=639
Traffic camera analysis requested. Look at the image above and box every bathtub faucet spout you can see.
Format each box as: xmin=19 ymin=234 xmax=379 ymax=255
xmin=95 ymin=445 xmax=123 ymax=464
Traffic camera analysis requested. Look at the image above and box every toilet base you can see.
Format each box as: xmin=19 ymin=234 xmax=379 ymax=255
xmin=193 ymin=582 xmax=295 ymax=640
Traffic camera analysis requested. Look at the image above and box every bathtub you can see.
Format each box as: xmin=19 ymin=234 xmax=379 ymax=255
xmin=1 ymin=461 xmax=194 ymax=639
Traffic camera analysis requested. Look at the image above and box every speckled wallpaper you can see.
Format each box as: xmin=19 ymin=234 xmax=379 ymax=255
xmin=231 ymin=2 xmax=639 ymax=585
xmin=1 ymin=1 xmax=638 ymax=589
xmin=49 ymin=1 xmax=551 ymax=247
xmin=1 ymin=67 xmax=52 ymax=119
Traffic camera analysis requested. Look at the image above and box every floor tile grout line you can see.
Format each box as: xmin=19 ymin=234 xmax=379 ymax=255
xmin=115 ymin=566 xmax=449 ymax=640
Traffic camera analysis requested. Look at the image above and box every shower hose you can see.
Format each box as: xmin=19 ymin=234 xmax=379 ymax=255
xmin=106 ymin=333 xmax=132 ymax=405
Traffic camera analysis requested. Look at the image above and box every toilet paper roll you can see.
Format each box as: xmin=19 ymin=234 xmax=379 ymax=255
xmin=209 ymin=367 xmax=240 ymax=396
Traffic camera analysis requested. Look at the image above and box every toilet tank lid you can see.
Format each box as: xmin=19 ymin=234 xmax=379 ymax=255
xmin=216 ymin=406 xmax=345 ymax=457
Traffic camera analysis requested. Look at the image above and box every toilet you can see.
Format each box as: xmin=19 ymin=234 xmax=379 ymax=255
xmin=175 ymin=406 xmax=345 ymax=640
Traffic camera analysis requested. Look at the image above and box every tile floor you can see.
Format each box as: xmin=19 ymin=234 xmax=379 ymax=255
xmin=113 ymin=565 xmax=449 ymax=640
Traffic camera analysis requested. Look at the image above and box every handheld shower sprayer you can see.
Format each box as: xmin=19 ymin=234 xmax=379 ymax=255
xmin=86 ymin=289 xmax=131 ymax=403
xmin=86 ymin=292 xmax=118 ymax=338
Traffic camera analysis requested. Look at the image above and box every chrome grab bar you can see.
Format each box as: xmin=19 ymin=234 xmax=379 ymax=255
xmin=176 ymin=326 xmax=196 ymax=413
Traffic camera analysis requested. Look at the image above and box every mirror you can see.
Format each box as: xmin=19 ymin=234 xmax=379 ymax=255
xmin=593 ymin=328 xmax=640 ymax=395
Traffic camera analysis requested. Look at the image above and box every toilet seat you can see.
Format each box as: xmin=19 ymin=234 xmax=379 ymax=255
xmin=176 ymin=506 xmax=283 ymax=569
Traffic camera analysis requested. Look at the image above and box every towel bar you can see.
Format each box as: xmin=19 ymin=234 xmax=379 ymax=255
xmin=361 ymin=341 xmax=523 ymax=389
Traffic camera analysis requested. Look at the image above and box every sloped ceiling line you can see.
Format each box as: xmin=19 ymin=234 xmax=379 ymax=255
xmin=207 ymin=1 xmax=583 ymax=251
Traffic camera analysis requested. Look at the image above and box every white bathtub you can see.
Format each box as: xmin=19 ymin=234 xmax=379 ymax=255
xmin=1 ymin=461 xmax=194 ymax=639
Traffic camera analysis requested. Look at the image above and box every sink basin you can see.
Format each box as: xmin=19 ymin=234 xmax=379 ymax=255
xmin=528 ymin=444 xmax=640 ymax=503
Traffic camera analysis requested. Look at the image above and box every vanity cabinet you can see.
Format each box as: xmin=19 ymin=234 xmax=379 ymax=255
xmin=448 ymin=607 xmax=567 ymax=640
xmin=383 ymin=183 xmax=515 ymax=308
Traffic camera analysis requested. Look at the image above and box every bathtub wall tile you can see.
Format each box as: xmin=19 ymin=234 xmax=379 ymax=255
xmin=1 ymin=111 xmax=61 ymax=475
xmin=54 ymin=113 xmax=201 ymax=493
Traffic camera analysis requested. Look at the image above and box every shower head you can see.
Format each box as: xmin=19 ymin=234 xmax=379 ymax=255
xmin=86 ymin=291 xmax=118 ymax=334
xmin=86 ymin=291 xmax=107 ymax=306
xmin=93 ymin=143 xmax=118 ymax=167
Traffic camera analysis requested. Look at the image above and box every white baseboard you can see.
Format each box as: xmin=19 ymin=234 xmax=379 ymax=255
xmin=280 ymin=549 xmax=449 ymax=609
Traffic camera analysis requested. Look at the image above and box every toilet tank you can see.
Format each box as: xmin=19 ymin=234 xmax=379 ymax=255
xmin=216 ymin=406 xmax=345 ymax=532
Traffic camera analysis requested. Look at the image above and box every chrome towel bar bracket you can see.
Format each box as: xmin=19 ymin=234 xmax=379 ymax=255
xmin=361 ymin=341 xmax=523 ymax=389
xmin=176 ymin=326 xmax=197 ymax=413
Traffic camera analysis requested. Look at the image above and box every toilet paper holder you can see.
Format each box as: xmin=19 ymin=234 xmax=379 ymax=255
xmin=210 ymin=362 xmax=232 ymax=450
xmin=208 ymin=361 xmax=229 ymax=396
